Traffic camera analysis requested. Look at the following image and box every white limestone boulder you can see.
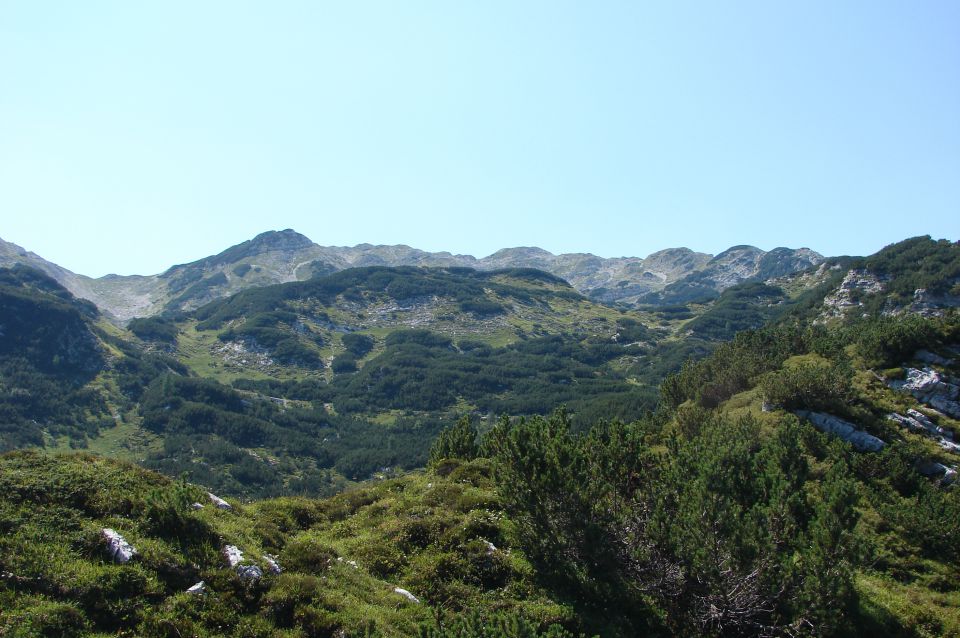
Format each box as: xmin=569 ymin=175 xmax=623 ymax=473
xmin=393 ymin=587 xmax=420 ymax=603
xmin=795 ymin=411 xmax=885 ymax=452
xmin=102 ymin=528 xmax=137 ymax=563
xmin=208 ymin=492 xmax=232 ymax=510
xmin=223 ymin=545 xmax=244 ymax=568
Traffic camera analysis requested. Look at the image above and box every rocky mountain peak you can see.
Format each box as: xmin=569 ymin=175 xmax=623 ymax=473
xmin=0 ymin=231 xmax=830 ymax=319
xmin=710 ymin=245 xmax=766 ymax=264
xmin=249 ymin=229 xmax=315 ymax=252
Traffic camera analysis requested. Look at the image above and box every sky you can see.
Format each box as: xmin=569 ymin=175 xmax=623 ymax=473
xmin=1 ymin=1 xmax=958 ymax=277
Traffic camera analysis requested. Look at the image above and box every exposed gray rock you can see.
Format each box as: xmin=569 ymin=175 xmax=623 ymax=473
xmin=0 ymin=232 xmax=824 ymax=318
xmin=915 ymin=461 xmax=958 ymax=485
xmin=186 ymin=581 xmax=206 ymax=594
xmin=915 ymin=350 xmax=954 ymax=366
xmin=223 ymin=545 xmax=244 ymax=568
xmin=929 ymin=396 xmax=960 ymax=421
xmin=795 ymin=411 xmax=885 ymax=452
xmin=888 ymin=411 xmax=938 ymax=435
xmin=946 ymin=467 xmax=958 ymax=485
xmin=888 ymin=412 xmax=920 ymax=431
xmin=939 ymin=440 xmax=960 ymax=454
xmin=889 ymin=368 xmax=960 ymax=419
xmin=906 ymin=409 xmax=941 ymax=432
xmin=908 ymin=287 xmax=960 ymax=317
xmin=102 ymin=528 xmax=137 ymax=563
xmin=917 ymin=460 xmax=949 ymax=476
xmin=641 ymin=245 xmax=823 ymax=305
xmin=393 ymin=587 xmax=420 ymax=603
xmin=887 ymin=410 xmax=959 ymax=454
xmin=894 ymin=368 xmax=956 ymax=399
xmin=190 ymin=502 xmax=205 ymax=510
xmin=820 ymin=269 xmax=886 ymax=319
xmin=208 ymin=492 xmax=232 ymax=510
xmin=221 ymin=544 xmax=266 ymax=581
xmin=264 ymin=555 xmax=282 ymax=575
xmin=237 ymin=565 xmax=263 ymax=582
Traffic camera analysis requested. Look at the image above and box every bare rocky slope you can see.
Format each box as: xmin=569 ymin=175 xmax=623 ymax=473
xmin=0 ymin=230 xmax=822 ymax=321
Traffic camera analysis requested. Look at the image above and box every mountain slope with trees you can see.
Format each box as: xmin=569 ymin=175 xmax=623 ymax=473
xmin=1 ymin=235 xmax=958 ymax=636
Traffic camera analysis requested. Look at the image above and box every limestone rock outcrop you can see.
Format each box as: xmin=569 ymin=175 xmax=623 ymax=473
xmin=795 ymin=411 xmax=885 ymax=452
xmin=888 ymin=410 xmax=960 ymax=454
xmin=889 ymin=368 xmax=960 ymax=420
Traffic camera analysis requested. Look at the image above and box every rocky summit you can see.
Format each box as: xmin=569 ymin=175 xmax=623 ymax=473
xmin=0 ymin=230 xmax=822 ymax=321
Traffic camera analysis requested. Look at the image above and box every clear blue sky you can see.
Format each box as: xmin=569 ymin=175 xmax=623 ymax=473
xmin=1 ymin=1 xmax=958 ymax=277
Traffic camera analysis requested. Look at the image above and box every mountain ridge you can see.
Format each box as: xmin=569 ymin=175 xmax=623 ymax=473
xmin=0 ymin=231 xmax=823 ymax=321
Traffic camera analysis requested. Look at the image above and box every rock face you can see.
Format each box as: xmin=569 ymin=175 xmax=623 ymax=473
xmin=820 ymin=269 xmax=887 ymax=319
xmin=889 ymin=368 xmax=960 ymax=420
xmin=222 ymin=544 xmax=272 ymax=582
xmin=909 ymin=287 xmax=960 ymax=317
xmin=102 ymin=528 xmax=137 ymax=563
xmin=640 ymin=245 xmax=824 ymax=305
xmin=914 ymin=460 xmax=958 ymax=485
xmin=914 ymin=350 xmax=954 ymax=366
xmin=186 ymin=581 xmax=206 ymax=594
xmin=795 ymin=411 xmax=885 ymax=452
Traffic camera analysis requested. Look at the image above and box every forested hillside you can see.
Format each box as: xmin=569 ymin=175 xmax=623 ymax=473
xmin=1 ymin=236 xmax=959 ymax=636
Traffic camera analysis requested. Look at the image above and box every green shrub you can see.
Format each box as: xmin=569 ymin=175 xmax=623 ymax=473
xmin=760 ymin=358 xmax=853 ymax=413
xmin=428 ymin=418 xmax=479 ymax=466
xmin=331 ymin=353 xmax=358 ymax=374
xmin=260 ymin=573 xmax=324 ymax=628
xmin=0 ymin=600 xmax=89 ymax=638
xmin=277 ymin=535 xmax=337 ymax=574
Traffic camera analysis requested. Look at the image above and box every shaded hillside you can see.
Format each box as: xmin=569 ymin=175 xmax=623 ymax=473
xmin=0 ymin=267 xmax=111 ymax=450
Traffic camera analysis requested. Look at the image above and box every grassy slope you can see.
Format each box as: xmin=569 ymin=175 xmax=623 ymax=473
xmin=0 ymin=452 xmax=573 ymax=638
